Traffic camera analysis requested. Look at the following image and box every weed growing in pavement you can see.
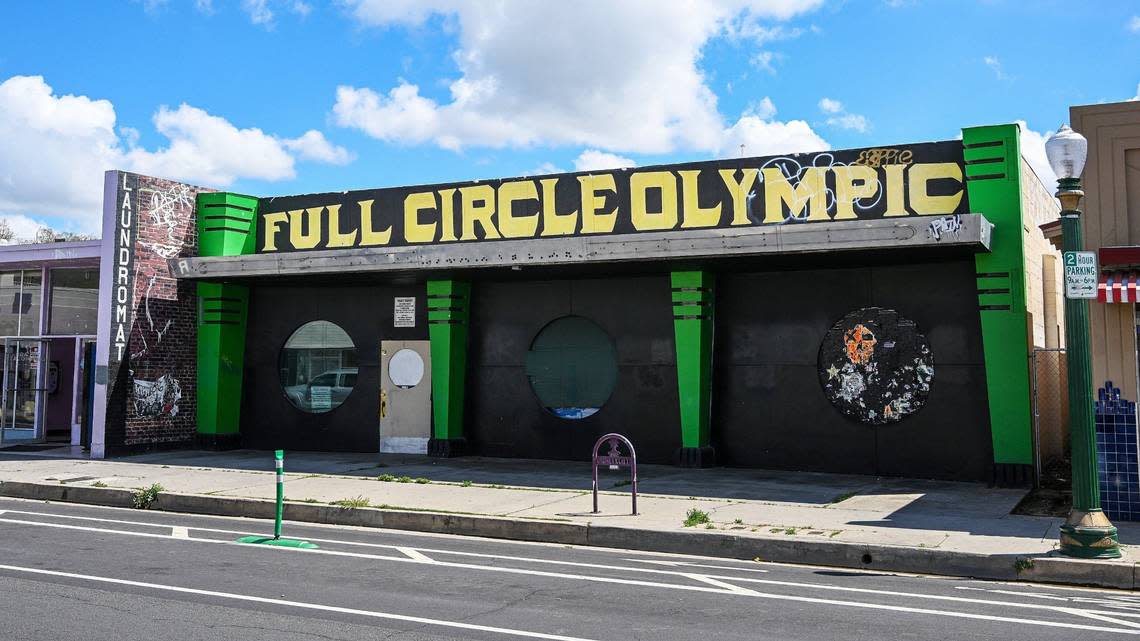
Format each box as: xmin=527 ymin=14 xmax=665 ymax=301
xmin=683 ymin=508 xmax=711 ymax=527
xmin=377 ymin=474 xmax=396 ymax=482
xmin=415 ymin=477 xmax=431 ymax=484
xmin=829 ymin=492 xmax=855 ymax=504
xmin=331 ymin=496 xmax=371 ymax=508
xmin=298 ymin=498 xmax=321 ymax=504
xmin=829 ymin=531 xmax=841 ymax=538
xmin=461 ymin=480 xmax=473 ymax=487
xmin=733 ymin=518 xmax=744 ymax=525
xmin=396 ymin=476 xmax=413 ymax=483
xmin=705 ymin=523 xmax=716 ymax=529
xmin=783 ymin=527 xmax=797 ymax=535
xmin=131 ymin=483 xmax=164 ymax=509
xmin=91 ymin=481 xmax=107 ymax=488
xmin=1013 ymin=557 xmax=1035 ymax=574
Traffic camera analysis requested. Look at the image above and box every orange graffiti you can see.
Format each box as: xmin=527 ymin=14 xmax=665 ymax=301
xmin=844 ymin=324 xmax=876 ymax=365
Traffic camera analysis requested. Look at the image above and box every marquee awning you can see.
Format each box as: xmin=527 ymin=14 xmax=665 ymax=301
xmin=1099 ymin=271 xmax=1140 ymax=303
xmin=168 ymin=213 xmax=994 ymax=281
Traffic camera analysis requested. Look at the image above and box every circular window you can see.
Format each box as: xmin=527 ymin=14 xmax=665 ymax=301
xmin=525 ymin=316 xmax=617 ymax=419
xmin=279 ymin=320 xmax=358 ymax=413
xmin=388 ymin=349 xmax=424 ymax=388
xmin=818 ymin=307 xmax=934 ymax=425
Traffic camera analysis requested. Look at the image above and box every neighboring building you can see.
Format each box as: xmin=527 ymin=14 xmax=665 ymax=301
xmin=1 ymin=123 xmax=1067 ymax=489
xmin=1070 ymin=99 xmax=1140 ymax=519
xmin=0 ymin=241 xmax=100 ymax=449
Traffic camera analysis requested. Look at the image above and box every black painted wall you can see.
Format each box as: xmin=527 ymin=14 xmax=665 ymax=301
xmin=240 ymin=258 xmax=992 ymax=481
xmin=467 ymin=276 xmax=681 ymax=463
xmin=713 ymin=258 xmax=992 ymax=481
xmin=241 ymin=282 xmax=428 ymax=451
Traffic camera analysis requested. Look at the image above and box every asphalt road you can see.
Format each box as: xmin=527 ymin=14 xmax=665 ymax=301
xmin=0 ymin=497 xmax=1138 ymax=640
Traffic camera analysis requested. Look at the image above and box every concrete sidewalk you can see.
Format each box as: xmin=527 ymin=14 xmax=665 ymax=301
xmin=1 ymin=449 xmax=1136 ymax=588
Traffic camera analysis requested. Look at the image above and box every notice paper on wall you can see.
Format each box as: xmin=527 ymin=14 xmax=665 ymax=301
xmin=394 ymin=297 xmax=416 ymax=327
xmin=310 ymin=386 xmax=332 ymax=411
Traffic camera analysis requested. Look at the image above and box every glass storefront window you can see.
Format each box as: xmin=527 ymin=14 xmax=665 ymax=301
xmin=48 ymin=268 xmax=99 ymax=335
xmin=0 ymin=270 xmax=42 ymax=337
xmin=525 ymin=316 xmax=618 ymax=419
xmin=279 ymin=321 xmax=358 ymax=413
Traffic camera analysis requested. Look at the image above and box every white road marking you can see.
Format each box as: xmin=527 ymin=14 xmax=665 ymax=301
xmin=681 ymin=573 xmax=761 ymax=595
xmin=396 ymin=546 xmax=434 ymax=563
xmin=0 ymin=514 xmax=1137 ymax=634
xmin=624 ymin=559 xmax=769 ymax=573
xmin=1061 ymin=608 xmax=1140 ymax=629
xmin=171 ymin=526 xmax=189 ymax=539
xmin=0 ymin=564 xmax=597 ymax=641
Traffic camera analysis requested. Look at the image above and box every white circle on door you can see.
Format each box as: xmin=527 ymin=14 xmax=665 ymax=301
xmin=388 ymin=349 xmax=424 ymax=388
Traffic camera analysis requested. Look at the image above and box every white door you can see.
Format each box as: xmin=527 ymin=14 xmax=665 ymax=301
xmin=379 ymin=340 xmax=432 ymax=453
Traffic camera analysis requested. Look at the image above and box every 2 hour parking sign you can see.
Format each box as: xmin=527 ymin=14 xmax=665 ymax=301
xmin=1064 ymin=251 xmax=1098 ymax=299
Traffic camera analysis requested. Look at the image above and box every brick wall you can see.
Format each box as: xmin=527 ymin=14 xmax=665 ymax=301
xmin=103 ymin=172 xmax=209 ymax=452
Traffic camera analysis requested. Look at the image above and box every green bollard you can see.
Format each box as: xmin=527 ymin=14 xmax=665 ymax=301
xmin=274 ymin=449 xmax=284 ymax=539
xmin=236 ymin=450 xmax=318 ymax=549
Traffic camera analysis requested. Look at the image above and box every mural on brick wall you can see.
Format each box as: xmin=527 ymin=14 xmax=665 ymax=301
xmin=104 ymin=172 xmax=204 ymax=447
xmin=818 ymin=307 xmax=934 ymax=424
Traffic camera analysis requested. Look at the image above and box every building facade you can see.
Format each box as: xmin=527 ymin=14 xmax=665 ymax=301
xmin=3 ymin=122 xmax=1068 ymax=488
xmin=1071 ymin=99 xmax=1140 ymax=519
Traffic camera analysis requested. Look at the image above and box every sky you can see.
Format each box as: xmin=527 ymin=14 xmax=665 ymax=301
xmin=0 ymin=0 xmax=1138 ymax=238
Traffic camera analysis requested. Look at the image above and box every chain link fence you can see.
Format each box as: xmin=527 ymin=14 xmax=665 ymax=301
xmin=1030 ymin=348 xmax=1069 ymax=487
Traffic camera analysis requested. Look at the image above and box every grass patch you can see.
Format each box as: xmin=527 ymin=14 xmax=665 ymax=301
xmin=733 ymin=518 xmax=744 ymax=525
xmin=461 ymin=480 xmax=473 ymax=487
xmin=91 ymin=481 xmax=108 ymax=488
xmin=1013 ymin=557 xmax=1035 ymax=574
xmin=396 ymin=476 xmax=413 ymax=484
xmin=330 ymin=496 xmax=371 ymax=508
xmin=783 ymin=527 xmax=797 ymax=535
xmin=131 ymin=483 xmax=164 ymax=509
xmin=377 ymin=474 xmax=396 ymax=482
xmin=414 ymin=477 xmax=431 ymax=484
xmin=683 ymin=508 xmax=711 ymax=528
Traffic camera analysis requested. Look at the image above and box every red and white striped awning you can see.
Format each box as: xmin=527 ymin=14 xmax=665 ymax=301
xmin=1099 ymin=271 xmax=1140 ymax=303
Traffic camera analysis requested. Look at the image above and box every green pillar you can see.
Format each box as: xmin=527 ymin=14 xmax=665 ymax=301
xmin=962 ymin=124 xmax=1034 ymax=485
xmin=195 ymin=192 xmax=257 ymax=449
xmin=1057 ymin=178 xmax=1119 ymax=558
xmin=427 ymin=279 xmax=470 ymax=457
xmin=671 ymin=270 xmax=715 ymax=467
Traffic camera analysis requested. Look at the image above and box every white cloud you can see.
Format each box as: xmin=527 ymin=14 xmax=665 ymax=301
xmin=529 ymin=162 xmax=565 ymax=176
xmin=817 ymin=97 xmax=869 ymax=133
xmin=292 ymin=1 xmax=312 ymax=17
xmin=1018 ymin=121 xmax=1058 ymax=194
xmin=750 ymin=51 xmax=777 ymax=74
xmin=818 ymin=97 xmax=842 ymax=114
xmin=1130 ymin=15 xmax=1140 ymax=32
xmin=243 ymin=0 xmax=274 ymax=26
xmin=1133 ymin=81 xmax=1140 ymax=101
xmin=573 ymin=150 xmax=637 ymax=172
xmin=282 ymin=130 xmax=354 ymax=165
xmin=0 ymin=214 xmax=53 ymax=241
xmin=983 ymin=55 xmax=1008 ymax=80
xmin=334 ymin=1 xmax=828 ymax=156
xmin=0 ymin=75 xmax=351 ymax=233
xmin=721 ymin=113 xmax=828 ymax=158
xmin=747 ymin=97 xmax=778 ymax=120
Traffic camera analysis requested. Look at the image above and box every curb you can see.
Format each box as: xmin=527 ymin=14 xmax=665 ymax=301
xmin=2 ymin=480 xmax=1134 ymax=590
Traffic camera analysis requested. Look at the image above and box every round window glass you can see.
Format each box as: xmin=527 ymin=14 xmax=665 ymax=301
xmin=388 ymin=349 xmax=424 ymax=388
xmin=279 ymin=321 xmax=358 ymax=413
xmin=525 ymin=316 xmax=617 ymax=419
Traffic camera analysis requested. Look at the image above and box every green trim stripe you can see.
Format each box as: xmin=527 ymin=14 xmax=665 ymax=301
xmin=428 ymin=280 xmax=471 ymax=440
xmin=962 ymin=124 xmax=1032 ymax=466
xmin=671 ymin=271 xmax=714 ymax=449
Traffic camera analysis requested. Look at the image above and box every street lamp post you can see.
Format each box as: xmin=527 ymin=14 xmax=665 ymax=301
xmin=1046 ymin=124 xmax=1121 ymax=559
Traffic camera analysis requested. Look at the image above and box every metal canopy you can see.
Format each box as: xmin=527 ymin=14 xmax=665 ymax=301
xmin=169 ymin=213 xmax=992 ymax=281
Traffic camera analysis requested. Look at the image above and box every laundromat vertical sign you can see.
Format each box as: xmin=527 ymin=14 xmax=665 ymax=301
xmin=111 ymin=172 xmax=138 ymax=365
